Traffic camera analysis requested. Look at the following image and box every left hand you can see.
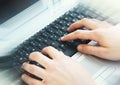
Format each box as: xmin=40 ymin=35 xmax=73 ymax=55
xmin=21 ymin=46 xmax=95 ymax=85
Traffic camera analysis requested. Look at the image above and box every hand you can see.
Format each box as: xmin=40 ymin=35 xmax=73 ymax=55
xmin=61 ymin=18 xmax=120 ymax=61
xmin=21 ymin=46 xmax=95 ymax=85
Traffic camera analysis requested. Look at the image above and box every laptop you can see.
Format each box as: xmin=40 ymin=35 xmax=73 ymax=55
xmin=0 ymin=0 xmax=120 ymax=85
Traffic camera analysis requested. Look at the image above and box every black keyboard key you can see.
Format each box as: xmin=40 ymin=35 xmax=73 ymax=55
xmin=77 ymin=14 xmax=85 ymax=19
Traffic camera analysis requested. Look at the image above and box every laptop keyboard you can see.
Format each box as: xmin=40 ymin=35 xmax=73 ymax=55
xmin=8 ymin=4 xmax=106 ymax=67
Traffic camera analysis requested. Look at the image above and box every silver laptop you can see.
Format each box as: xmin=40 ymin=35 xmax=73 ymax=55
xmin=0 ymin=0 xmax=120 ymax=85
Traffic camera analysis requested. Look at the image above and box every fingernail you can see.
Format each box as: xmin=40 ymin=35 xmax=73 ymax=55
xmin=77 ymin=46 xmax=82 ymax=50
xmin=22 ymin=63 xmax=26 ymax=68
xmin=61 ymin=37 xmax=64 ymax=40
xmin=21 ymin=74 xmax=25 ymax=79
xmin=67 ymin=28 xmax=70 ymax=31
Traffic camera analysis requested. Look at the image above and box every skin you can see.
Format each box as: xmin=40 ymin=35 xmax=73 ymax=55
xmin=22 ymin=47 xmax=95 ymax=85
xmin=62 ymin=18 xmax=120 ymax=61
xmin=22 ymin=18 xmax=120 ymax=85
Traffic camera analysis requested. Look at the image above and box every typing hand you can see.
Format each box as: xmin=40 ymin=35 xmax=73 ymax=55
xmin=61 ymin=18 xmax=120 ymax=61
xmin=21 ymin=46 xmax=95 ymax=85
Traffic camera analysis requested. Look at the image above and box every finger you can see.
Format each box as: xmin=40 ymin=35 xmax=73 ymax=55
xmin=77 ymin=44 xmax=108 ymax=59
xmin=22 ymin=63 xmax=47 ymax=79
xmin=22 ymin=74 xmax=42 ymax=85
xmin=68 ymin=18 xmax=102 ymax=32
xmin=42 ymin=46 xmax=63 ymax=59
xmin=61 ymin=30 xmax=96 ymax=41
xmin=29 ymin=52 xmax=52 ymax=68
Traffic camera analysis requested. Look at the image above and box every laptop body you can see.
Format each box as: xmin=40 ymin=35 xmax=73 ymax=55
xmin=0 ymin=0 xmax=120 ymax=85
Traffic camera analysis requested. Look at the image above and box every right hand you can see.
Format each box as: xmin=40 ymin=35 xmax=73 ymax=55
xmin=61 ymin=18 xmax=120 ymax=61
xmin=22 ymin=46 xmax=96 ymax=85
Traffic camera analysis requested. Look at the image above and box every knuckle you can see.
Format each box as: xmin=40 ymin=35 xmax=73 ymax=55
xmin=28 ymin=65 xmax=36 ymax=73
xmin=92 ymin=30 xmax=99 ymax=35
xmin=74 ymin=30 xmax=80 ymax=36
xmin=82 ymin=18 xmax=88 ymax=23
xmin=93 ymin=29 xmax=105 ymax=38
xmin=90 ymin=31 xmax=96 ymax=38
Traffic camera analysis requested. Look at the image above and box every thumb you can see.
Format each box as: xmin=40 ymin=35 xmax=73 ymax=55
xmin=77 ymin=44 xmax=108 ymax=59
